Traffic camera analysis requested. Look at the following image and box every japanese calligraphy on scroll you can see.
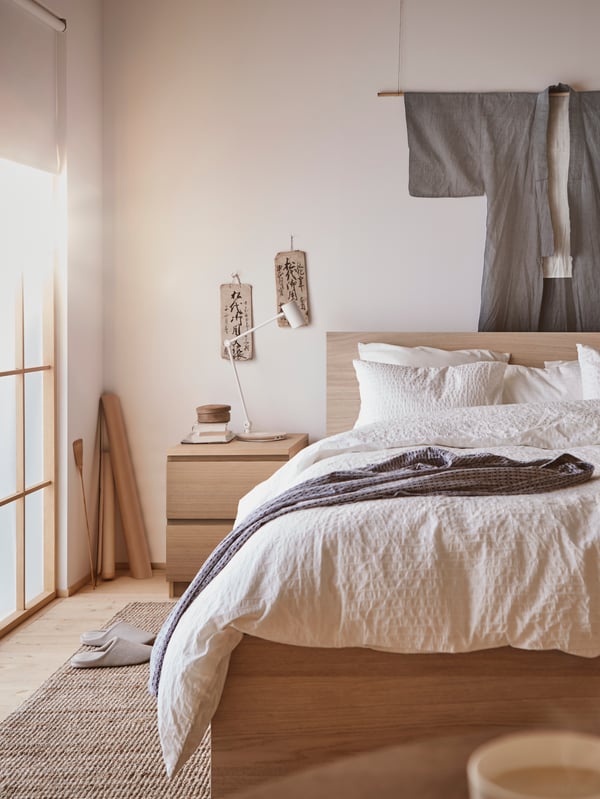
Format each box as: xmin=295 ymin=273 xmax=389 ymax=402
xmin=274 ymin=250 xmax=309 ymax=326
xmin=220 ymin=282 xmax=253 ymax=360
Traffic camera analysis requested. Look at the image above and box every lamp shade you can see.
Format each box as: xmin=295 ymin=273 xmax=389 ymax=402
xmin=281 ymin=301 xmax=306 ymax=329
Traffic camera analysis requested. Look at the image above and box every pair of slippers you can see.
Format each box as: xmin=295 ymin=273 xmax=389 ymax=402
xmin=70 ymin=621 xmax=155 ymax=669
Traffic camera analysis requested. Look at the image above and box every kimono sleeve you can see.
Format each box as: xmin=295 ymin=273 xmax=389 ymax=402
xmin=404 ymin=92 xmax=484 ymax=197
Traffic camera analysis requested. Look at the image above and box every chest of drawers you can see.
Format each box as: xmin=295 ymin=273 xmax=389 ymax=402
xmin=166 ymin=434 xmax=309 ymax=596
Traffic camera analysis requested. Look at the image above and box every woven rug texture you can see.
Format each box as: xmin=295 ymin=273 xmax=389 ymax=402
xmin=0 ymin=601 xmax=210 ymax=799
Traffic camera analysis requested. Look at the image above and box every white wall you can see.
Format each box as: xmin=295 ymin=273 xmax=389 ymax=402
xmin=102 ymin=0 xmax=600 ymax=565
xmin=49 ymin=0 xmax=104 ymax=590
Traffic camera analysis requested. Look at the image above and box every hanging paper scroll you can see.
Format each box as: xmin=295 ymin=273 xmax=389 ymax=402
xmin=220 ymin=278 xmax=253 ymax=360
xmin=274 ymin=249 xmax=310 ymax=326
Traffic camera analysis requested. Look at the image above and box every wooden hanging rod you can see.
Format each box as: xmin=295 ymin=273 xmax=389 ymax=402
xmin=377 ymin=90 xmax=570 ymax=97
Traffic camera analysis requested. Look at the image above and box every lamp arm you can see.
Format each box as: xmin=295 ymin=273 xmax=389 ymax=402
xmin=223 ymin=303 xmax=300 ymax=437
xmin=225 ymin=310 xmax=284 ymax=346
xmin=225 ymin=341 xmax=252 ymax=434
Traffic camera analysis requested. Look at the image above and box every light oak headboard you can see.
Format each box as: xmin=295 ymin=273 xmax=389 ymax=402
xmin=326 ymin=331 xmax=600 ymax=437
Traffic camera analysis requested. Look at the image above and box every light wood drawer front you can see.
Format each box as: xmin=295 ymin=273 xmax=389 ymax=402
xmin=166 ymin=523 xmax=232 ymax=581
xmin=167 ymin=460 xmax=282 ymax=519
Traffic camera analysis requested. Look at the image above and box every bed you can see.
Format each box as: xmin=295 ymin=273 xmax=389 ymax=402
xmin=155 ymin=331 xmax=600 ymax=796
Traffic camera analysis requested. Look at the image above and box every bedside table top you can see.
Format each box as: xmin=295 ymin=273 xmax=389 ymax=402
xmin=167 ymin=433 xmax=309 ymax=461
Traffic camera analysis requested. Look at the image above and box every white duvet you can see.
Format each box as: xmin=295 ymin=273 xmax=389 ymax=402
xmin=158 ymin=400 xmax=600 ymax=775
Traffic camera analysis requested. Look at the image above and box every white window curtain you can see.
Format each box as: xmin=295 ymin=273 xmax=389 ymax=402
xmin=0 ymin=0 xmax=66 ymax=174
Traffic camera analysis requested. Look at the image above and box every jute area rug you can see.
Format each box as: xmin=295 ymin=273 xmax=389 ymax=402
xmin=0 ymin=601 xmax=210 ymax=799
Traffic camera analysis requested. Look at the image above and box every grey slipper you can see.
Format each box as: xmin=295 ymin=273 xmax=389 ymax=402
xmin=70 ymin=637 xmax=153 ymax=669
xmin=80 ymin=620 xmax=155 ymax=647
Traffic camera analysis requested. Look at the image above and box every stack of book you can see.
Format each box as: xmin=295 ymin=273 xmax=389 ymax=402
xmin=181 ymin=404 xmax=235 ymax=444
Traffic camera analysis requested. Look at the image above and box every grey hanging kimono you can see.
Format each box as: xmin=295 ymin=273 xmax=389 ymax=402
xmin=404 ymin=85 xmax=600 ymax=332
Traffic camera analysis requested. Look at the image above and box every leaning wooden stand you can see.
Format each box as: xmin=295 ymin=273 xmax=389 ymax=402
xmin=100 ymin=393 xmax=152 ymax=579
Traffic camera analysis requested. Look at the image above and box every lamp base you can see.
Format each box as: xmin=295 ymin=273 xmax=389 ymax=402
xmin=237 ymin=431 xmax=287 ymax=442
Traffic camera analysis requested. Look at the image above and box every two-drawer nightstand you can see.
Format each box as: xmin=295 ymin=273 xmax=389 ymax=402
xmin=166 ymin=433 xmax=309 ymax=597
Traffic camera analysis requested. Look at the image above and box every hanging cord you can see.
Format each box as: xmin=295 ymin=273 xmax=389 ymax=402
xmin=397 ymin=0 xmax=404 ymax=94
xmin=376 ymin=0 xmax=405 ymax=96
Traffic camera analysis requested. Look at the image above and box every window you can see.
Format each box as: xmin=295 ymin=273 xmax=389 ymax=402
xmin=0 ymin=158 xmax=57 ymax=635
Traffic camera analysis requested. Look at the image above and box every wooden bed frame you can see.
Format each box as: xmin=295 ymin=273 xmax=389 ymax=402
xmin=211 ymin=332 xmax=600 ymax=797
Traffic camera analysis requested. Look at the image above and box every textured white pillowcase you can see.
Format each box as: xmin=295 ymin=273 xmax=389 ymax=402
xmin=577 ymin=343 xmax=600 ymax=399
xmin=353 ymin=359 xmax=507 ymax=427
xmin=502 ymin=361 xmax=582 ymax=404
xmin=358 ymin=342 xmax=510 ymax=367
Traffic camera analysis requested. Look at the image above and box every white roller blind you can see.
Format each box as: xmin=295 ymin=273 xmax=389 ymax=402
xmin=0 ymin=0 xmax=65 ymax=173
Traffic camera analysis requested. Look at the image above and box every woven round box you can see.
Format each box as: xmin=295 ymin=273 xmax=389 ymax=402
xmin=196 ymin=404 xmax=231 ymax=423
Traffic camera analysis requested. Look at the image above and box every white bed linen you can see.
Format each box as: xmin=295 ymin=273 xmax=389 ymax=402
xmin=158 ymin=400 xmax=600 ymax=776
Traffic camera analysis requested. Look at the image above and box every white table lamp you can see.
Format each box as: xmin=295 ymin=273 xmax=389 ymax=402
xmin=224 ymin=301 xmax=306 ymax=441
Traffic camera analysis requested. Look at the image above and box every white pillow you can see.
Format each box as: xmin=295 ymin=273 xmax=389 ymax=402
xmin=353 ymin=359 xmax=507 ymax=427
xmin=358 ymin=342 xmax=510 ymax=367
xmin=502 ymin=361 xmax=582 ymax=404
xmin=577 ymin=343 xmax=600 ymax=399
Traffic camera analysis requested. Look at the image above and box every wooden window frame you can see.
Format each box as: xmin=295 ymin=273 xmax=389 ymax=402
xmin=0 ymin=276 xmax=56 ymax=637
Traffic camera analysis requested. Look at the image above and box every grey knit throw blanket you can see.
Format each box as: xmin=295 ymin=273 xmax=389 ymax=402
xmin=148 ymin=446 xmax=593 ymax=695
